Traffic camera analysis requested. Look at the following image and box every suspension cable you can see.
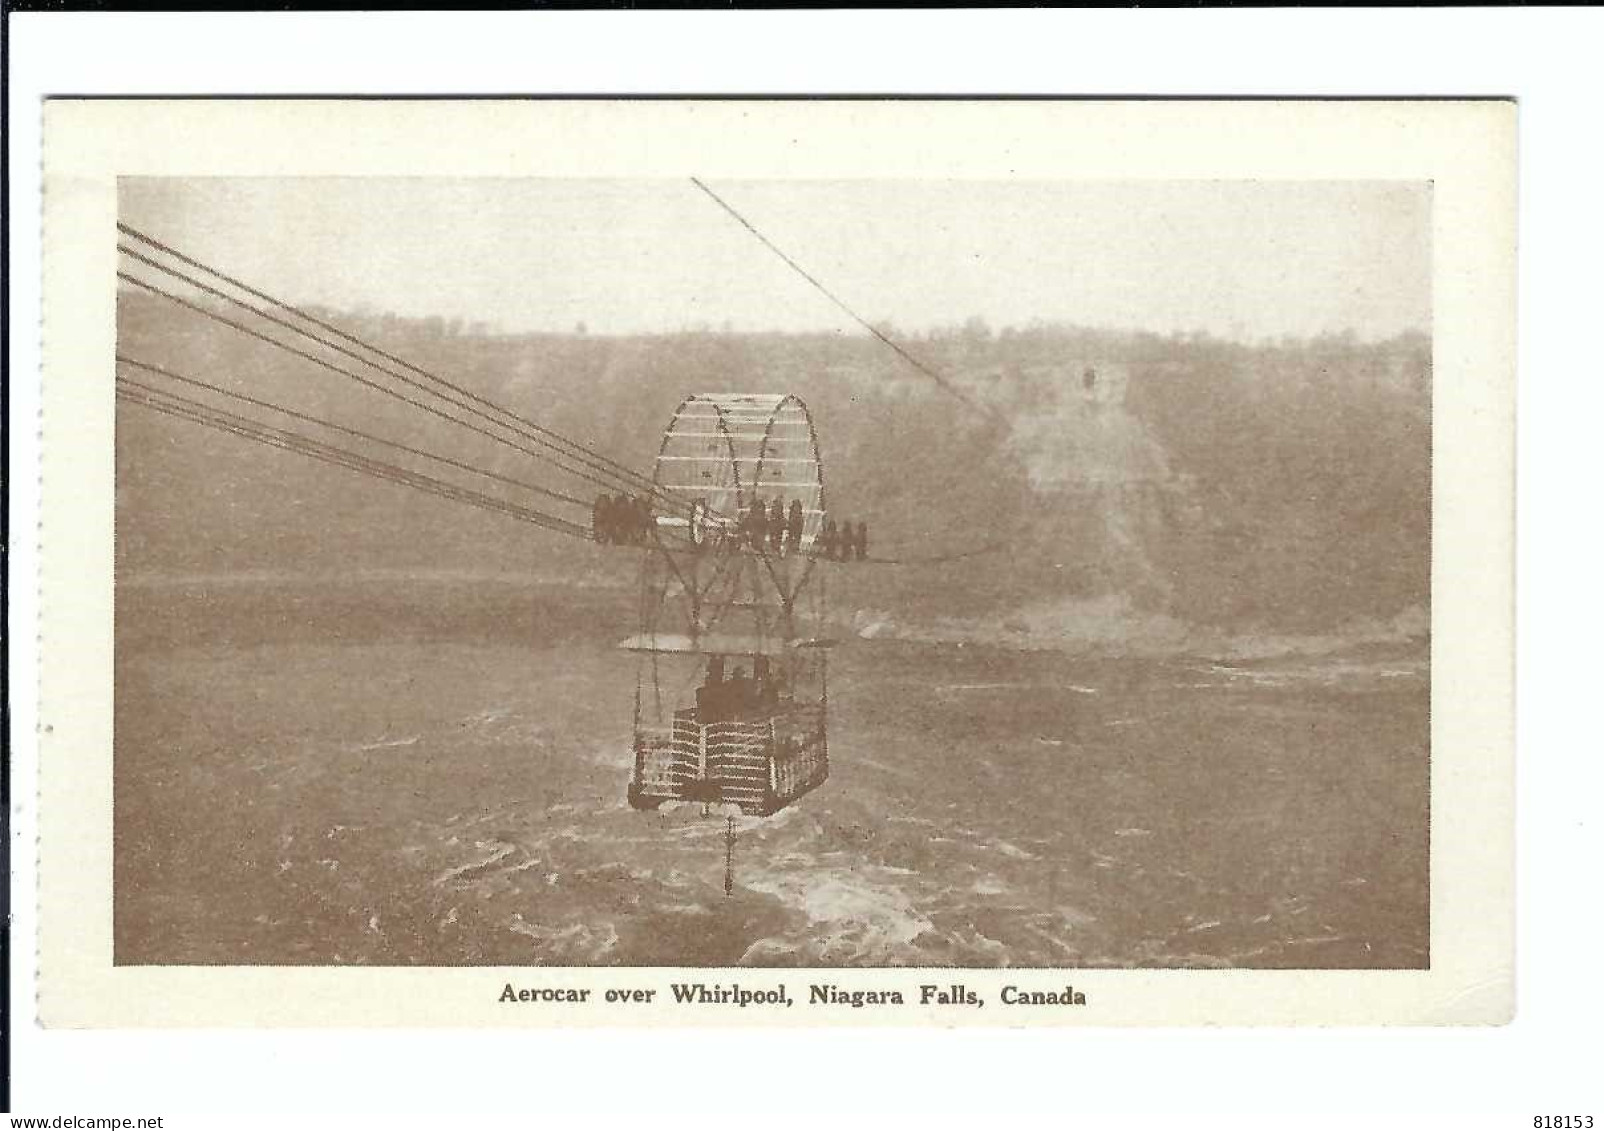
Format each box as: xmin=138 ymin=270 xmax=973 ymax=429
xmin=117 ymin=253 xmax=680 ymax=513
xmin=689 ymin=178 xmax=999 ymax=419
xmin=120 ymin=356 xmax=701 ymax=550
xmin=116 ymin=355 xmax=591 ymax=509
xmin=117 ymin=380 xmax=593 ymax=540
xmin=117 ymin=223 xmax=693 ymax=514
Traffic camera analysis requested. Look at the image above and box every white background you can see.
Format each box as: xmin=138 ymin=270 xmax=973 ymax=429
xmin=6 ymin=8 xmax=1598 ymax=1121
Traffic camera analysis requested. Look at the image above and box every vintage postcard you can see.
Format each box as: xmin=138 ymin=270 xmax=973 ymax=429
xmin=37 ymin=98 xmax=1514 ymax=1026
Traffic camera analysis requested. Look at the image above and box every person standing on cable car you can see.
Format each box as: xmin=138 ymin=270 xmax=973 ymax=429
xmin=756 ymin=657 xmax=780 ymax=711
xmin=821 ymin=517 xmax=838 ymax=560
xmin=606 ymin=493 xmax=622 ymax=543
xmin=745 ymin=498 xmax=766 ymax=551
xmin=727 ymin=665 xmax=751 ymax=719
xmin=854 ymin=520 xmax=869 ymax=562
xmin=785 ymin=499 xmax=804 ymax=555
xmin=634 ymin=494 xmax=652 ymax=544
xmin=752 ymin=656 xmax=770 ymax=705
xmin=769 ymin=498 xmax=786 ymax=554
xmin=610 ymin=493 xmax=630 ymax=544
xmin=697 ymin=658 xmax=725 ymax=723
xmin=593 ymin=493 xmax=609 ymax=543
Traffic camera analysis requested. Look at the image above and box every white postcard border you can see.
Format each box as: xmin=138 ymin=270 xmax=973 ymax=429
xmin=38 ymin=98 xmax=1515 ymax=1027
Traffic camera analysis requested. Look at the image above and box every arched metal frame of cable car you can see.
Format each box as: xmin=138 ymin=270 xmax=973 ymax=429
xmin=620 ymin=393 xmax=833 ymax=817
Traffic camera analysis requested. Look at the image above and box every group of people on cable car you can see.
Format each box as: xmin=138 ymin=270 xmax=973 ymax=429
xmin=593 ymin=492 xmax=653 ymax=545
xmin=727 ymin=497 xmax=869 ymax=562
xmin=695 ymin=655 xmax=783 ymax=723
xmin=740 ymin=497 xmax=807 ymax=555
xmin=820 ymin=517 xmax=869 ymax=562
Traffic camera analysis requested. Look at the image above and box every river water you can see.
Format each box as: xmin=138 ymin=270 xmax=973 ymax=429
xmin=114 ymin=573 xmax=1429 ymax=968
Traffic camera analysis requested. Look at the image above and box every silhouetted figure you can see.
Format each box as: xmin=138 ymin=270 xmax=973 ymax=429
xmin=696 ymin=662 xmax=724 ymax=722
xmin=756 ymin=657 xmax=779 ymax=711
xmin=821 ymin=518 xmax=839 ymax=561
xmin=699 ymin=657 xmax=731 ymax=718
xmin=785 ymin=500 xmax=804 ymax=555
xmin=593 ymin=494 xmax=609 ymax=543
xmin=727 ymin=666 xmax=751 ymax=718
xmin=633 ymin=494 xmax=652 ymax=544
xmin=609 ymin=493 xmax=629 ymax=544
xmin=769 ymin=499 xmax=786 ymax=553
xmin=854 ymin=520 xmax=869 ymax=562
xmin=607 ymin=494 xmax=624 ymax=543
xmin=745 ymin=498 xmax=767 ymax=551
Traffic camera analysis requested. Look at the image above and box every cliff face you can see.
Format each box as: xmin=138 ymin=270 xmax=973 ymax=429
xmin=1001 ymin=360 xmax=1187 ymax=606
xmin=116 ymin=292 xmax=1430 ymax=638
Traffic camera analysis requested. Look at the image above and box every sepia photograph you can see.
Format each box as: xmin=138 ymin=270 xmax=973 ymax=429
xmin=33 ymin=96 xmax=1514 ymax=1029
xmin=110 ymin=174 xmax=1432 ymax=971
xmin=16 ymin=5 xmax=1596 ymax=1119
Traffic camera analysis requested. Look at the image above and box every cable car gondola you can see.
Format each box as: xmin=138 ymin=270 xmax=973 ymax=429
xmin=621 ymin=393 xmax=834 ymax=816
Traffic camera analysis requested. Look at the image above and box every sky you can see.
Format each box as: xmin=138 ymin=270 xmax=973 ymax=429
xmin=121 ymin=178 xmax=1430 ymax=342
